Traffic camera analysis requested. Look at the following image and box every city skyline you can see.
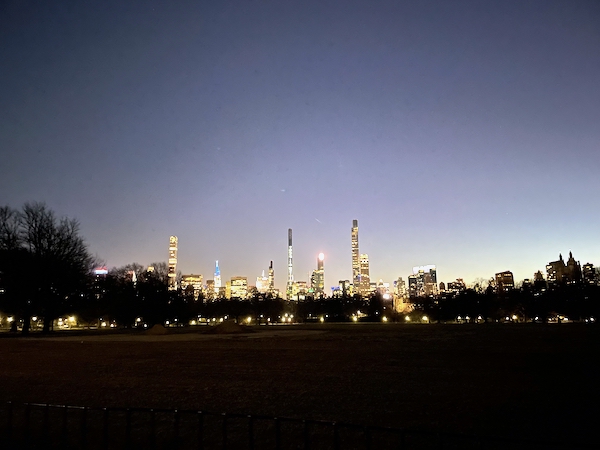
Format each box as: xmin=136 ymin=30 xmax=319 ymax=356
xmin=156 ymin=223 xmax=593 ymax=293
xmin=2 ymin=1 xmax=599 ymax=289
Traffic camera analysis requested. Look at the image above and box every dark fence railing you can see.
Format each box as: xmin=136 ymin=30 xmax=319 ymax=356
xmin=0 ymin=402 xmax=591 ymax=450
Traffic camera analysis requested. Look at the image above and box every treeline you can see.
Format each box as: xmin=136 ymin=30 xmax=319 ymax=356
xmin=413 ymin=283 xmax=600 ymax=323
xmin=2 ymin=204 xmax=599 ymax=334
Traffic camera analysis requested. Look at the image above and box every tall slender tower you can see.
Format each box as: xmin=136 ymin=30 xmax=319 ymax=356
xmin=168 ymin=236 xmax=178 ymax=290
xmin=214 ymin=260 xmax=221 ymax=295
xmin=360 ymin=253 xmax=371 ymax=295
xmin=286 ymin=229 xmax=293 ymax=300
xmin=268 ymin=260 xmax=275 ymax=293
xmin=351 ymin=220 xmax=360 ymax=292
xmin=312 ymin=252 xmax=325 ymax=296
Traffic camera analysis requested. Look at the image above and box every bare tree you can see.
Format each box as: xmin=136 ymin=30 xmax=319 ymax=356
xmin=0 ymin=203 xmax=94 ymax=333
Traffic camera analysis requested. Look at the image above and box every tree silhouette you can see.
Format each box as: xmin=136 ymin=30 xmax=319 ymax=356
xmin=0 ymin=203 xmax=94 ymax=333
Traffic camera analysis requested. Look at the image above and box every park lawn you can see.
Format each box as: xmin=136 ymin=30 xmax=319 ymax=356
xmin=0 ymin=323 xmax=597 ymax=446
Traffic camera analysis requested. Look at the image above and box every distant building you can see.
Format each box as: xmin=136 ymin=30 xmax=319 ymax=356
xmin=214 ymin=260 xmax=222 ymax=295
xmin=533 ymin=270 xmax=546 ymax=291
xmin=292 ymin=280 xmax=309 ymax=300
xmin=168 ymin=236 xmax=178 ymax=290
xmin=287 ymin=229 xmax=294 ymax=300
xmin=268 ymin=260 xmax=275 ymax=293
xmin=181 ymin=274 xmax=203 ymax=300
xmin=351 ymin=220 xmax=360 ymax=292
xmin=376 ymin=279 xmax=390 ymax=296
xmin=338 ymin=279 xmax=352 ymax=297
xmin=359 ymin=254 xmax=371 ymax=295
xmin=311 ymin=253 xmax=325 ymax=296
xmin=256 ymin=270 xmax=269 ymax=293
xmin=446 ymin=279 xmax=466 ymax=294
xmin=582 ymin=263 xmax=598 ymax=285
xmin=230 ymin=276 xmax=248 ymax=299
xmin=205 ymin=280 xmax=215 ymax=301
xmin=546 ymin=252 xmax=582 ymax=285
xmin=408 ymin=265 xmax=438 ymax=298
xmin=495 ymin=271 xmax=515 ymax=294
xmin=394 ymin=277 xmax=407 ymax=299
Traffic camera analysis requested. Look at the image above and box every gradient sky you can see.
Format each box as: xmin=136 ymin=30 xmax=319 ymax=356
xmin=2 ymin=0 xmax=599 ymax=291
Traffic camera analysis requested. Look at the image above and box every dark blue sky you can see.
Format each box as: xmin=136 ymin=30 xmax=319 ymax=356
xmin=2 ymin=0 xmax=599 ymax=290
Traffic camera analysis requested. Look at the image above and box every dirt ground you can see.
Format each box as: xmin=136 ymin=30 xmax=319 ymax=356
xmin=0 ymin=323 xmax=597 ymax=446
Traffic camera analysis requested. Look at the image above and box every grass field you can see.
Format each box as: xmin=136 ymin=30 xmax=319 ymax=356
xmin=0 ymin=323 xmax=598 ymax=447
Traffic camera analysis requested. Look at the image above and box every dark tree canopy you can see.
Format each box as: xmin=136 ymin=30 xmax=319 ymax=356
xmin=0 ymin=203 xmax=94 ymax=333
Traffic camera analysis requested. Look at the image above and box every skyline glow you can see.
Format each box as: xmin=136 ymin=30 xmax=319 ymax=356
xmin=2 ymin=1 xmax=599 ymax=289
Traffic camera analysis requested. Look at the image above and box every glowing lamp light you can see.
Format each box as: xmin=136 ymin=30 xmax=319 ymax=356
xmin=382 ymin=316 xmax=388 ymax=322
xmin=405 ymin=316 xmax=410 ymax=322
xmin=320 ymin=317 xmax=325 ymax=323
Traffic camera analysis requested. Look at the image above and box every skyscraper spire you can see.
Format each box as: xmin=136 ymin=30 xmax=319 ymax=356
xmin=286 ymin=229 xmax=293 ymax=300
xmin=214 ymin=260 xmax=221 ymax=295
xmin=351 ymin=220 xmax=360 ymax=293
xmin=268 ymin=260 xmax=274 ymax=292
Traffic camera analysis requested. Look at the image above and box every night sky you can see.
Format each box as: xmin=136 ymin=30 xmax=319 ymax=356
xmin=2 ymin=0 xmax=599 ymax=291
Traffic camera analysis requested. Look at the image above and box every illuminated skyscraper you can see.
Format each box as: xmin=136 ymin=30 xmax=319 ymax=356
xmin=495 ymin=271 xmax=515 ymax=294
xmin=351 ymin=220 xmax=360 ymax=291
xmin=230 ymin=276 xmax=248 ymax=299
xmin=256 ymin=270 xmax=269 ymax=293
xmin=286 ymin=229 xmax=294 ymax=300
xmin=409 ymin=265 xmax=438 ymax=298
xmin=181 ymin=274 xmax=203 ymax=300
xmin=214 ymin=260 xmax=221 ymax=295
xmin=268 ymin=260 xmax=275 ymax=293
xmin=311 ymin=253 xmax=325 ymax=297
xmin=359 ymin=253 xmax=370 ymax=295
xmin=168 ymin=236 xmax=178 ymax=290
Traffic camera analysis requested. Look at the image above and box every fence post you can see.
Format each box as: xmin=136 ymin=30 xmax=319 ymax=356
xmin=61 ymin=405 xmax=69 ymax=446
xmin=197 ymin=411 xmax=204 ymax=450
xmin=125 ymin=408 xmax=132 ymax=448
xmin=248 ymin=415 xmax=254 ymax=450
xmin=275 ymin=417 xmax=281 ymax=450
xmin=364 ymin=426 xmax=371 ymax=450
xmin=333 ymin=422 xmax=340 ymax=450
xmin=221 ymin=413 xmax=228 ymax=450
xmin=303 ymin=420 xmax=310 ymax=450
xmin=6 ymin=401 xmax=13 ymax=443
xmin=81 ymin=407 xmax=88 ymax=449
xmin=43 ymin=403 xmax=50 ymax=443
xmin=173 ymin=409 xmax=180 ymax=450
xmin=102 ymin=408 xmax=109 ymax=450
xmin=150 ymin=409 xmax=156 ymax=450
xmin=24 ymin=403 xmax=31 ymax=445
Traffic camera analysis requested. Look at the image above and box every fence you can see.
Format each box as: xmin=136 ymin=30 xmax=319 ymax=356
xmin=0 ymin=402 xmax=590 ymax=450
